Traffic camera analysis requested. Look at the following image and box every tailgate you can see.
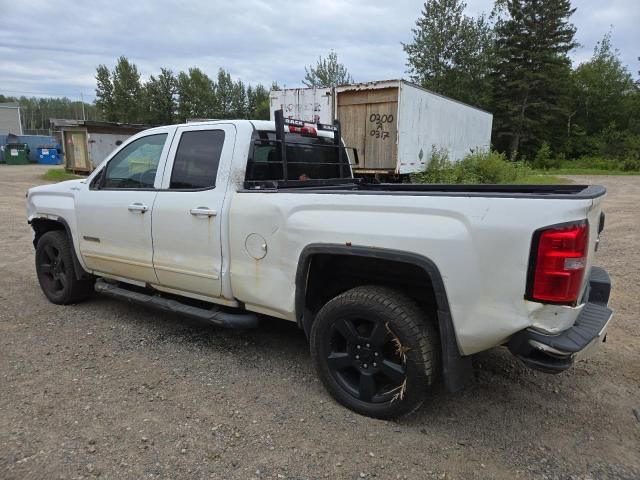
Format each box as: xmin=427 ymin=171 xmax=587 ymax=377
xmin=582 ymin=194 xmax=606 ymax=300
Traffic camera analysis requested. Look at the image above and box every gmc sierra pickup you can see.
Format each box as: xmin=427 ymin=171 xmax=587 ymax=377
xmin=26 ymin=113 xmax=613 ymax=418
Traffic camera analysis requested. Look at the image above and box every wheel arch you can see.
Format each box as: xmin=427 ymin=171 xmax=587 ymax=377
xmin=295 ymin=244 xmax=472 ymax=392
xmin=29 ymin=216 xmax=90 ymax=281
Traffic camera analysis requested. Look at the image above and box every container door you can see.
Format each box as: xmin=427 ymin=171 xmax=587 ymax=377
xmin=64 ymin=130 xmax=90 ymax=171
xmin=337 ymin=87 xmax=398 ymax=170
xmin=337 ymin=103 xmax=367 ymax=167
xmin=365 ymin=101 xmax=398 ymax=169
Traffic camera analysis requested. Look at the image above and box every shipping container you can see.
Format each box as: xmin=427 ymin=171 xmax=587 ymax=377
xmin=270 ymin=80 xmax=493 ymax=175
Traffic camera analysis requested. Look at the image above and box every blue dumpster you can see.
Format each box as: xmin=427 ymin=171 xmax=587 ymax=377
xmin=37 ymin=145 xmax=62 ymax=165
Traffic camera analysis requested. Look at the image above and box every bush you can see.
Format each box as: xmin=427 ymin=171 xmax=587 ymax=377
xmin=411 ymin=149 xmax=533 ymax=184
xmin=533 ymin=142 xmax=560 ymax=169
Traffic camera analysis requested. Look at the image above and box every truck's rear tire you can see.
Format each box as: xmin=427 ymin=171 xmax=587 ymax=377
xmin=35 ymin=230 xmax=94 ymax=305
xmin=310 ymin=286 xmax=438 ymax=419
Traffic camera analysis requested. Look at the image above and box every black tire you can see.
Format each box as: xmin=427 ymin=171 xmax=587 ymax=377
xmin=310 ymin=285 xmax=438 ymax=419
xmin=35 ymin=230 xmax=94 ymax=305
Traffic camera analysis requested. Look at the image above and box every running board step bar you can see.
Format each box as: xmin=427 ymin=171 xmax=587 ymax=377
xmin=95 ymin=279 xmax=258 ymax=329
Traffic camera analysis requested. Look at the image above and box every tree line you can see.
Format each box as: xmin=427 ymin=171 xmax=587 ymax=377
xmin=403 ymin=0 xmax=639 ymax=164
xmin=95 ymin=57 xmax=273 ymax=125
xmin=0 ymin=94 xmax=100 ymax=134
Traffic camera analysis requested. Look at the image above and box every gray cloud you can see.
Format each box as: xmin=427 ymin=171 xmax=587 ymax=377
xmin=0 ymin=0 xmax=637 ymax=102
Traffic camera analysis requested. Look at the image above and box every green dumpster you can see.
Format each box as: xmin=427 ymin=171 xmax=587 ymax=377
xmin=5 ymin=143 xmax=30 ymax=165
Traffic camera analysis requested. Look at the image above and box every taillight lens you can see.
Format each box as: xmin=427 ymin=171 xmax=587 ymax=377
xmin=528 ymin=222 xmax=589 ymax=305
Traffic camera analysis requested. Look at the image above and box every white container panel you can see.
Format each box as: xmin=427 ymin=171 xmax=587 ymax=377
xmin=269 ymin=88 xmax=333 ymax=124
xmin=397 ymin=83 xmax=493 ymax=174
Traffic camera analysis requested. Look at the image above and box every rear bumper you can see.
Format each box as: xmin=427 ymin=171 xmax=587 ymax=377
xmin=508 ymin=266 xmax=613 ymax=373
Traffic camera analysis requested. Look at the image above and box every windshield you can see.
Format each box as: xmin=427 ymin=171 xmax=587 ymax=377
xmin=245 ymin=131 xmax=352 ymax=182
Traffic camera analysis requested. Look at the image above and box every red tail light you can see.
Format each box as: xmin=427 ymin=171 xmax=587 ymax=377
xmin=527 ymin=222 xmax=589 ymax=305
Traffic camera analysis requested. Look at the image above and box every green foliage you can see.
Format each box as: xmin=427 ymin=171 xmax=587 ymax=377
xmin=0 ymin=95 xmax=100 ymax=133
xmin=93 ymin=59 xmax=274 ymax=124
xmin=112 ymin=56 xmax=143 ymax=124
xmin=410 ymin=148 xmax=536 ymax=184
xmin=143 ymin=68 xmax=177 ymax=125
xmin=538 ymin=155 xmax=640 ymax=173
xmin=491 ymin=0 xmax=577 ymax=160
xmin=41 ymin=168 xmax=83 ymax=182
xmin=176 ymin=67 xmax=216 ymax=121
xmin=533 ymin=142 xmax=562 ymax=169
xmin=95 ymin=64 xmax=115 ymax=121
xmin=303 ymin=51 xmax=353 ymax=88
xmin=403 ymin=0 xmax=494 ymax=108
xmin=571 ymin=32 xmax=636 ymax=137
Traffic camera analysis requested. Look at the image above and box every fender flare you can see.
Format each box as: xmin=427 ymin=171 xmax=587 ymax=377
xmin=29 ymin=215 xmax=91 ymax=281
xmin=294 ymin=244 xmax=472 ymax=392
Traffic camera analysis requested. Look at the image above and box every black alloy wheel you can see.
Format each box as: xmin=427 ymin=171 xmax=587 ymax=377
xmin=311 ymin=285 xmax=438 ymax=419
xmin=35 ymin=230 xmax=94 ymax=304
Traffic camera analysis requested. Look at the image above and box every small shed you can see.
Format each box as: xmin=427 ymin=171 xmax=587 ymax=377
xmin=50 ymin=119 xmax=149 ymax=172
xmin=0 ymin=103 xmax=23 ymax=135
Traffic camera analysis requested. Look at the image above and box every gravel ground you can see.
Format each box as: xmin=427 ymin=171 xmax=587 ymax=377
xmin=1 ymin=165 xmax=639 ymax=480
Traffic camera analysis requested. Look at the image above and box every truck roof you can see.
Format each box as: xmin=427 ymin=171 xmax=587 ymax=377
xmin=143 ymin=119 xmax=336 ymax=140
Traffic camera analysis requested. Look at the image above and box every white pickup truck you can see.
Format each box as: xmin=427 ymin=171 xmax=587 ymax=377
xmin=27 ymin=113 xmax=613 ymax=418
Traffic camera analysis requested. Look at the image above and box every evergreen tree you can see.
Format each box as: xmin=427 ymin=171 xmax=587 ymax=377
xmin=247 ymin=84 xmax=270 ymax=119
xmin=572 ymin=32 xmax=635 ymax=135
xmin=176 ymin=67 xmax=216 ymax=121
xmin=230 ymin=79 xmax=247 ymax=118
xmin=215 ymin=68 xmax=235 ymax=117
xmin=95 ymin=64 xmax=116 ymax=121
xmin=112 ymin=56 xmax=143 ymax=123
xmin=491 ymin=0 xmax=577 ymax=159
xmin=143 ymin=68 xmax=177 ymax=125
xmin=303 ymin=51 xmax=353 ymax=88
xmin=403 ymin=0 xmax=494 ymax=108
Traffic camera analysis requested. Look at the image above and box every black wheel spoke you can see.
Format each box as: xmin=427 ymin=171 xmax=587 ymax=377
xmin=58 ymin=271 xmax=68 ymax=289
xmin=334 ymin=319 xmax=359 ymax=342
xmin=40 ymin=263 xmax=53 ymax=274
xmin=368 ymin=322 xmax=389 ymax=347
xmin=358 ymin=372 xmax=377 ymax=402
xmin=44 ymin=245 xmax=57 ymax=262
xmin=327 ymin=352 xmax=351 ymax=371
xmin=380 ymin=359 xmax=406 ymax=384
xmin=52 ymin=277 xmax=63 ymax=292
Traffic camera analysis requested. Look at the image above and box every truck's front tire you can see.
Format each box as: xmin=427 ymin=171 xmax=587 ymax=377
xmin=310 ymin=286 xmax=438 ymax=419
xmin=35 ymin=230 xmax=94 ymax=305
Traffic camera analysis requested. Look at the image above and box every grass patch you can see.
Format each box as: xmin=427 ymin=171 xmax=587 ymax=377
xmin=532 ymin=168 xmax=640 ymax=176
xmin=41 ymin=168 xmax=83 ymax=182
xmin=411 ymin=149 xmax=569 ymax=185
xmin=511 ymin=174 xmax=570 ymax=184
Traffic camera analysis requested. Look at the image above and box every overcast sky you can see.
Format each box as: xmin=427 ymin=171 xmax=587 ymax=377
xmin=0 ymin=0 xmax=637 ymax=102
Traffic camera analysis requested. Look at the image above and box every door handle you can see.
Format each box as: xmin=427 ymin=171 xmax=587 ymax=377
xmin=190 ymin=207 xmax=217 ymax=217
xmin=128 ymin=202 xmax=149 ymax=213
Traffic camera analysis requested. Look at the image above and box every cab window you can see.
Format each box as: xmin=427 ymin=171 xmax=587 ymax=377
xmin=169 ymin=130 xmax=225 ymax=190
xmin=102 ymin=134 xmax=167 ymax=189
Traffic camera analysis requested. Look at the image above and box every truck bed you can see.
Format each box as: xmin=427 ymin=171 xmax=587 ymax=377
xmin=243 ymin=181 xmax=606 ymax=200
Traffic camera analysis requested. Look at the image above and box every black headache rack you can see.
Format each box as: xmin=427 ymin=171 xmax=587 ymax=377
xmin=243 ymin=109 xmax=360 ymax=190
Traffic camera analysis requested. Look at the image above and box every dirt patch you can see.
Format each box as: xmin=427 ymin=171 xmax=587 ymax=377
xmin=1 ymin=165 xmax=638 ymax=479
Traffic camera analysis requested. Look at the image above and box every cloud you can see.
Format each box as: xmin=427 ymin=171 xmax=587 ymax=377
xmin=0 ymin=0 xmax=637 ymax=101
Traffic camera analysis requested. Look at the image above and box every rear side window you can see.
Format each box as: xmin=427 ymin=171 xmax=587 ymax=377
xmin=169 ymin=130 xmax=225 ymax=189
xmin=246 ymin=131 xmax=350 ymax=182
